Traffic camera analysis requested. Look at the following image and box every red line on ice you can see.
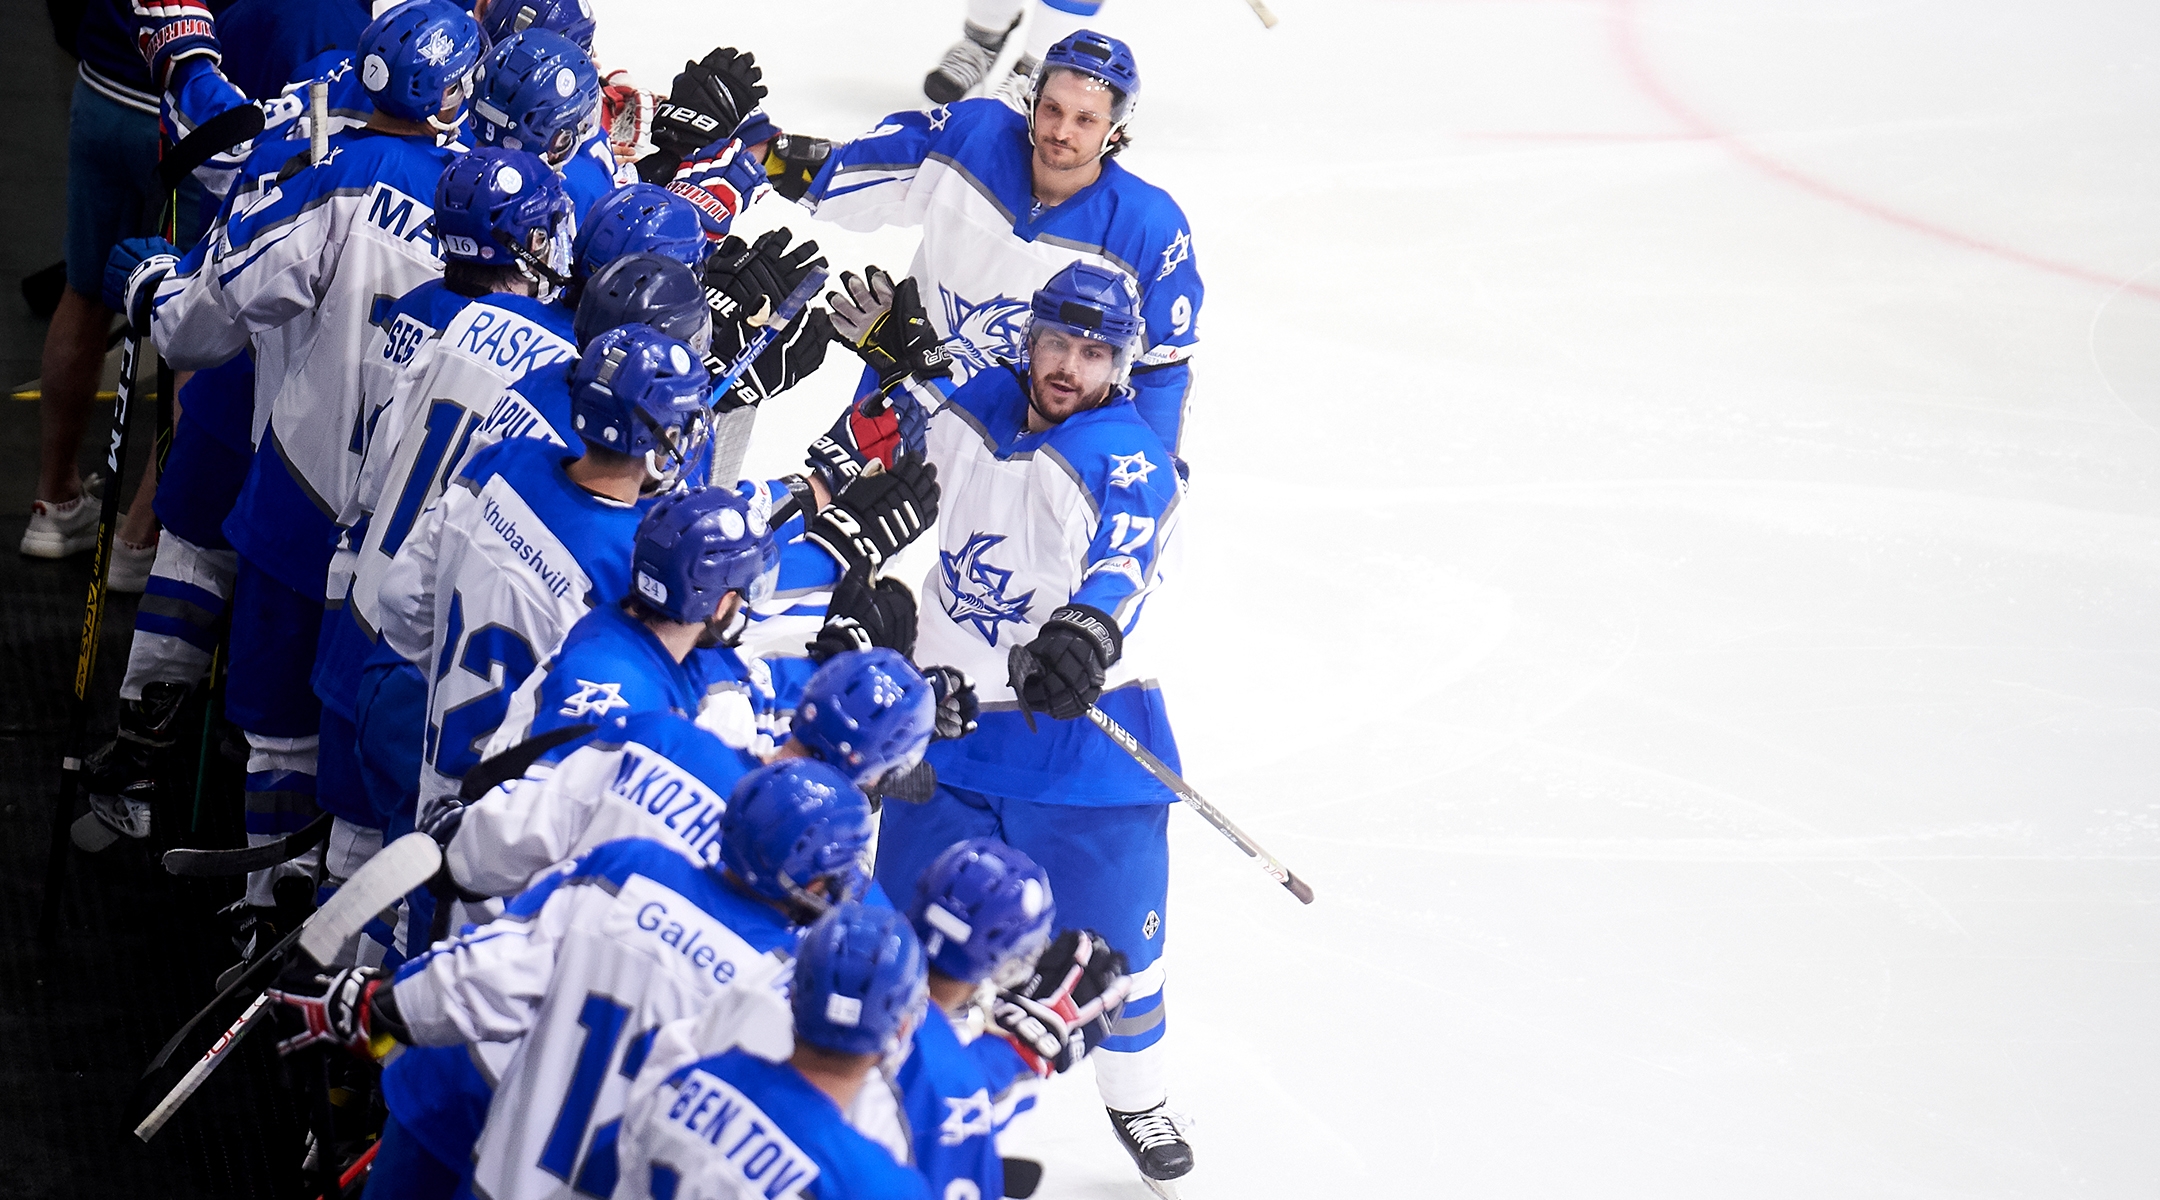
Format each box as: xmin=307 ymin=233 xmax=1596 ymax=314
xmin=1606 ymin=0 xmax=2160 ymax=302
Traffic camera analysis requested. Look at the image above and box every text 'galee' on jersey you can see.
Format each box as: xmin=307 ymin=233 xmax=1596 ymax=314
xmin=392 ymin=837 xmax=797 ymax=1200
xmin=802 ymin=95 xmax=1204 ymax=453
xmin=906 ymin=364 xmax=1186 ymax=806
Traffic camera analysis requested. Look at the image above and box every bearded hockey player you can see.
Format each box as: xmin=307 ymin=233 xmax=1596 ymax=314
xmin=106 ymin=0 xmax=483 ymax=907
xmin=766 ymin=29 xmax=1202 ymax=453
xmin=856 ymin=260 xmax=1194 ymax=1187
xmin=267 ymin=760 xmax=878 ymax=1200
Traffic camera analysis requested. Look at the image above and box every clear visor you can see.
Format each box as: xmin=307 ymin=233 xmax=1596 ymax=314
xmin=1027 ymin=322 xmax=1131 ymax=392
xmin=988 ymin=926 xmax=1054 ymax=990
xmin=1034 ymin=64 xmax=1133 ymax=125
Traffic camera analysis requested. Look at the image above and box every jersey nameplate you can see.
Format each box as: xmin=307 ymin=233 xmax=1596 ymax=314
xmin=664 ymin=1069 xmax=821 ymax=1198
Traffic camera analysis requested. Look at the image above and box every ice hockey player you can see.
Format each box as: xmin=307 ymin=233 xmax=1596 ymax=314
xmin=855 ymin=260 xmax=1195 ymax=1186
xmin=106 ymin=0 xmax=483 ymax=911
xmin=379 ymin=324 xmax=709 ymax=832
xmin=922 ymin=0 xmax=1113 ymax=107
xmin=567 ymin=182 xmax=709 ymax=303
xmin=614 ymin=902 xmax=934 ymax=1200
xmin=266 ymin=759 xmax=878 ymax=1200
xmin=766 ymin=29 xmax=1203 ymax=454
xmin=466 ymin=27 xmax=616 ymax=216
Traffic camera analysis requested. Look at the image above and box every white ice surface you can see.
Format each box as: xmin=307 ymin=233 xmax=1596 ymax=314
xmin=594 ymin=1 xmax=2160 ymax=1195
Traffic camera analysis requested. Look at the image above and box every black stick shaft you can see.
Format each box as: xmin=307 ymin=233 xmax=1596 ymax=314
xmin=1082 ymin=706 xmax=1315 ymax=905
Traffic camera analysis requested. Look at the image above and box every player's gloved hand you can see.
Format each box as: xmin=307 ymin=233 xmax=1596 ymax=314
xmin=922 ymin=666 xmax=979 ymax=740
xmin=420 ymin=796 xmax=467 ymax=847
xmin=670 ymin=47 xmax=765 ymax=149
xmin=808 ymin=567 xmax=918 ymax=662
xmin=826 ymin=268 xmax=953 ymax=396
xmin=990 ymin=929 xmax=1132 ymax=1076
xmin=105 ymin=237 xmax=180 ymax=335
xmin=133 ymin=0 xmax=221 ymax=88
xmin=1010 ymin=605 xmax=1121 ymax=723
xmin=666 ymin=137 xmax=768 ymax=238
xmin=266 ymin=965 xmax=405 ymax=1058
xmin=805 ymin=385 xmax=929 ymax=492
xmin=704 ymin=228 xmax=833 ymax=404
xmin=603 ymin=70 xmax=659 ymax=166
xmin=805 ymin=456 xmax=939 ymax=576
xmin=763 ymin=133 xmax=832 ymax=202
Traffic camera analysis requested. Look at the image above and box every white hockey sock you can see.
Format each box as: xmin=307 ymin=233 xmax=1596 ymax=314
xmin=242 ymin=733 xmax=320 ymax=907
xmin=1092 ymin=956 xmax=1169 ymax=1112
xmin=1022 ymin=0 xmax=1106 ymax=63
xmin=120 ymin=533 xmax=237 ymax=701
xmin=967 ymin=0 xmax=1027 ymax=34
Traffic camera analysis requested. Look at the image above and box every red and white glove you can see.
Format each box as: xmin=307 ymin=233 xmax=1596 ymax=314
xmin=265 ymin=966 xmax=395 ymax=1058
xmin=988 ymin=929 xmax=1132 ymax=1077
xmin=666 ymin=137 xmax=769 ymax=239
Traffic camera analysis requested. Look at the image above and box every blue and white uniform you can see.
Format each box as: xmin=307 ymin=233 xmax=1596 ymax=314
xmin=875 ymin=364 xmax=1184 ymax=1113
xmin=898 ymin=1005 xmax=1039 ymax=1200
xmin=388 ymin=838 xmax=798 ymax=1200
xmin=801 ymin=97 xmax=1203 ymax=452
xmin=616 ymin=1047 xmax=932 ymax=1200
xmin=377 ymin=436 xmax=641 ymax=824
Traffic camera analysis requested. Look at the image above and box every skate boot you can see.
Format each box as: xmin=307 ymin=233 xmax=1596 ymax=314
xmin=1107 ymin=1102 xmax=1193 ymax=1195
xmin=990 ymin=56 xmax=1039 ymax=113
xmin=924 ymin=18 xmax=1017 ymax=104
xmin=71 ymin=681 xmax=190 ymax=851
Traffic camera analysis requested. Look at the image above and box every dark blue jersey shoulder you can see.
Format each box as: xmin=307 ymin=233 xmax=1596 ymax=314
xmin=455 ymin=436 xmax=640 ymax=605
xmin=898 ymin=1006 xmax=1003 ymax=1200
xmin=531 ymin=604 xmax=703 ymax=737
xmin=661 ymin=1050 xmax=932 ymax=1200
xmin=217 ymin=0 xmax=369 ymax=101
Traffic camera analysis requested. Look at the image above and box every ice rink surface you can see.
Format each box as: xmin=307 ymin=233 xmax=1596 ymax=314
xmin=598 ymin=1 xmax=2158 ymax=1194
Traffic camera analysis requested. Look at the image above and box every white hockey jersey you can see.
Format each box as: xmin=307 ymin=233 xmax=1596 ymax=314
xmin=390 ymin=838 xmax=798 ymax=1200
xmin=148 ymin=127 xmax=459 ymax=514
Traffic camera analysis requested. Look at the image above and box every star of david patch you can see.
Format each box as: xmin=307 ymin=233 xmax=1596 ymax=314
xmin=1107 ymin=451 xmax=1155 ymax=489
xmin=1157 ymin=229 xmax=1191 ymax=281
xmin=927 ymin=105 xmax=951 ymax=132
xmin=940 ymin=532 xmax=1036 ymax=646
xmin=559 ymin=679 xmax=628 ymax=718
xmin=417 ymin=26 xmax=455 ymax=67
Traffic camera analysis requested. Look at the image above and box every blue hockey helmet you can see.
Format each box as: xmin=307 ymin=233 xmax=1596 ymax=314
xmin=435 ymin=148 xmax=574 ymax=288
xmin=571 ymin=183 xmax=708 ymax=284
xmin=630 ymin=485 xmax=778 ymax=624
xmin=470 ymin=27 xmax=600 ymax=166
xmin=569 ymin=324 xmax=709 ymax=470
xmin=575 ymin=251 xmax=712 ymax=354
xmin=1025 ymin=260 xmax=1145 ymax=392
xmin=1030 ymin=30 xmax=1140 ymax=155
xmin=358 ymin=1 xmax=484 ymax=126
xmin=720 ymin=760 xmax=876 ymax=919
xmin=480 ymin=0 xmax=596 ymax=52
xmin=909 ymin=838 xmax=1056 ymax=987
xmin=793 ymin=649 xmax=938 ymax=788
xmin=792 ymin=902 xmax=928 ymax=1057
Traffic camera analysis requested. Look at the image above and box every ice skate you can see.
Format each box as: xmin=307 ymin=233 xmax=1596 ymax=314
xmin=924 ymin=18 xmax=1016 ymax=104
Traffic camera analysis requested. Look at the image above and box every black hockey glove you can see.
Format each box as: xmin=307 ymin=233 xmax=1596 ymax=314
xmin=923 ymin=665 xmax=979 ymax=740
xmin=763 ymin=132 xmax=832 ymax=202
xmin=826 ymin=268 xmax=953 ymax=396
xmin=654 ymin=47 xmax=764 ymax=164
xmin=1009 ymin=605 xmax=1121 ymax=724
xmin=869 ymin=760 xmax=937 ymax=807
xmin=265 ymin=965 xmax=407 ymax=1058
xmin=804 ymin=456 xmax=939 ymax=576
xmin=807 ymin=567 xmax=918 ymax=662
xmin=704 ymin=229 xmax=832 ymax=405
xmin=990 ymin=929 xmax=1132 ymax=1077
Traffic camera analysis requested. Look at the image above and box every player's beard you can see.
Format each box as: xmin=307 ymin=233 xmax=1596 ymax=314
xmin=1028 ymin=367 xmax=1112 ymax=426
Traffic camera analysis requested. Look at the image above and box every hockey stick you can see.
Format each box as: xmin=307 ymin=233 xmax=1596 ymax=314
xmin=133 ymin=991 xmax=273 ymax=1141
xmin=458 ymin=722 xmax=595 ymax=802
xmin=161 ymin=811 xmax=333 ymax=876
xmin=1008 ymin=647 xmax=1314 ymax=904
xmin=133 ymin=833 xmax=444 ymax=1141
xmin=1243 ymin=0 xmax=1280 ymax=28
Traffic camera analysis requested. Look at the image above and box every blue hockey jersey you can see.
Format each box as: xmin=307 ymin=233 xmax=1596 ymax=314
xmin=898 ymin=1005 xmax=1038 ymax=1200
xmin=905 ymin=367 xmax=1184 ymax=806
xmin=617 ymin=1047 xmax=931 ymax=1200
xmin=805 ymin=97 xmax=1203 ymax=452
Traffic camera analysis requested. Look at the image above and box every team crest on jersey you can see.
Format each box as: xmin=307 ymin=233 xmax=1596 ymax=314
xmin=1107 ymin=451 xmax=1155 ymax=489
xmin=416 ymin=26 xmax=457 ymax=67
xmin=939 ymin=1089 xmax=995 ymax=1147
xmin=559 ymin=679 xmax=628 ymax=718
xmin=1157 ymin=229 xmax=1191 ymax=281
xmin=938 ymin=287 xmax=1031 ymax=375
xmin=941 ymin=533 xmax=1036 ymax=646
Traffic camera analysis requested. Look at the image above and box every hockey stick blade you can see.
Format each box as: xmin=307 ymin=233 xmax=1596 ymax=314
xmin=158 ymin=102 xmax=267 ymax=190
xmin=299 ymin=832 xmax=441 ymax=966
xmin=134 ymin=992 xmax=272 ymax=1142
xmin=459 ymin=722 xmax=595 ymax=801
xmin=1083 ymin=705 xmax=1315 ymax=905
xmin=140 ymin=923 xmax=306 ymax=1082
xmin=161 ymin=811 xmax=332 ymax=876
xmin=752 ymin=265 xmax=831 ymax=330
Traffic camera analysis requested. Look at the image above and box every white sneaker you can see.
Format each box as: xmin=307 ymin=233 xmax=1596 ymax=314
xmin=991 ymin=58 xmax=1039 ymax=114
xmin=20 ymin=487 xmax=99 ymax=558
xmin=107 ymin=535 xmax=158 ymax=593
